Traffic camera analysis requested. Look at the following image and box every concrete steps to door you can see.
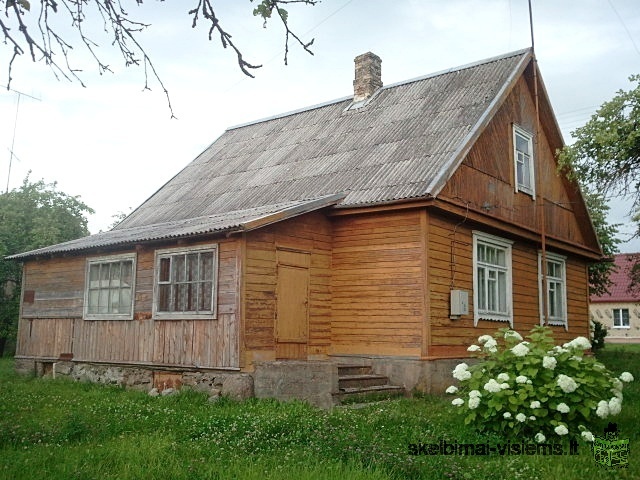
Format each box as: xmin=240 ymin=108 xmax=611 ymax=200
xmin=334 ymin=364 xmax=405 ymax=404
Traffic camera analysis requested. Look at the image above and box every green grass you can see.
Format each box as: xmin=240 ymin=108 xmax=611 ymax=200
xmin=0 ymin=347 xmax=638 ymax=480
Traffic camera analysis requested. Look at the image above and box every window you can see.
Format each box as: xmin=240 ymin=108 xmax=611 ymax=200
xmin=613 ymin=308 xmax=630 ymax=328
xmin=154 ymin=245 xmax=218 ymax=319
xmin=538 ymin=252 xmax=567 ymax=328
xmin=513 ymin=125 xmax=535 ymax=196
xmin=84 ymin=253 xmax=136 ymax=320
xmin=473 ymin=232 xmax=513 ymax=326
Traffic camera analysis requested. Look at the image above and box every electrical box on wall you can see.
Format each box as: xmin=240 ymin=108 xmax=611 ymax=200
xmin=450 ymin=290 xmax=469 ymax=319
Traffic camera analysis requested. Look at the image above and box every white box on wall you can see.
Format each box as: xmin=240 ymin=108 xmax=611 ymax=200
xmin=450 ymin=290 xmax=469 ymax=318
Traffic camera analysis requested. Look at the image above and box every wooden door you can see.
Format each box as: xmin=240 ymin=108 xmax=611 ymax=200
xmin=275 ymin=249 xmax=310 ymax=359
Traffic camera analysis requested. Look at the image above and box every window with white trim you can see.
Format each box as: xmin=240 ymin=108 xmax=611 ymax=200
xmin=154 ymin=245 xmax=218 ymax=319
xmin=84 ymin=253 xmax=136 ymax=320
xmin=538 ymin=252 xmax=567 ymax=328
xmin=613 ymin=308 xmax=630 ymax=328
xmin=473 ymin=232 xmax=513 ymax=326
xmin=513 ymin=125 xmax=535 ymax=196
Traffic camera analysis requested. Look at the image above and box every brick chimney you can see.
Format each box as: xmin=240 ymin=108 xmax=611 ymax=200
xmin=353 ymin=52 xmax=382 ymax=102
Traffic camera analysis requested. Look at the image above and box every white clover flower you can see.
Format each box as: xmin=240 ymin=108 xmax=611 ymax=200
xmin=556 ymin=374 xmax=578 ymax=393
xmin=581 ymin=431 xmax=594 ymax=442
xmin=530 ymin=401 xmax=541 ymax=409
xmin=452 ymin=398 xmax=464 ymax=406
xmin=467 ymin=344 xmax=481 ymax=352
xmin=452 ymin=363 xmax=472 ymax=381
xmin=515 ymin=413 xmax=527 ymax=422
xmin=503 ymin=412 xmax=512 ymax=419
xmin=608 ymin=397 xmax=622 ymax=415
xmin=542 ymin=356 xmax=557 ymax=370
xmin=445 ymin=385 xmax=458 ymax=394
xmin=556 ymin=403 xmax=570 ymax=414
xmin=497 ymin=373 xmax=510 ymax=382
xmin=469 ymin=390 xmax=482 ymax=399
xmin=595 ymin=400 xmax=609 ymax=418
xmin=534 ymin=432 xmax=546 ymax=443
xmin=554 ymin=424 xmax=569 ymax=436
xmin=620 ymin=372 xmax=634 ymax=383
xmin=511 ymin=342 xmax=530 ymax=357
xmin=478 ymin=334 xmax=493 ymax=344
xmin=515 ymin=375 xmax=528 ymax=384
xmin=563 ymin=336 xmax=591 ymax=351
xmin=500 ymin=382 xmax=510 ymax=390
xmin=484 ymin=379 xmax=502 ymax=393
xmin=468 ymin=397 xmax=480 ymax=410
xmin=504 ymin=330 xmax=523 ymax=341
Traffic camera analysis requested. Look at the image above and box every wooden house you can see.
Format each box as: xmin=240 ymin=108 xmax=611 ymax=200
xmin=590 ymin=253 xmax=640 ymax=343
xmin=9 ymin=49 xmax=602 ymax=405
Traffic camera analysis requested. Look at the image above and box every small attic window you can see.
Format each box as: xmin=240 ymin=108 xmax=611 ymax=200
xmin=513 ymin=125 xmax=535 ymax=196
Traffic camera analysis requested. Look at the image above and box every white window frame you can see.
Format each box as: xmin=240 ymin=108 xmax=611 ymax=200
xmin=153 ymin=244 xmax=219 ymax=320
xmin=84 ymin=253 xmax=136 ymax=320
xmin=612 ymin=308 xmax=630 ymax=329
xmin=473 ymin=231 xmax=513 ymax=327
xmin=513 ymin=125 xmax=535 ymax=196
xmin=538 ymin=252 xmax=568 ymax=329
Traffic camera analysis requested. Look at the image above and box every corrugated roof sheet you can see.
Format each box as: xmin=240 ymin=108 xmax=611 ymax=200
xmin=590 ymin=253 xmax=640 ymax=303
xmin=116 ymin=49 xmax=532 ymax=229
xmin=8 ymin=195 xmax=343 ymax=259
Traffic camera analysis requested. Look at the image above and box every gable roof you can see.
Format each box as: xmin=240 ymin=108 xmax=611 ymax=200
xmin=11 ymin=48 xmax=538 ymax=259
xmin=591 ymin=253 xmax=640 ymax=303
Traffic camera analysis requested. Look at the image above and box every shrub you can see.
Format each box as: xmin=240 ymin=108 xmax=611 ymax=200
xmin=590 ymin=319 xmax=607 ymax=352
xmin=446 ymin=325 xmax=633 ymax=443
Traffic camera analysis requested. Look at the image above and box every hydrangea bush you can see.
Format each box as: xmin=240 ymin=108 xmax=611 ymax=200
xmin=446 ymin=325 xmax=634 ymax=442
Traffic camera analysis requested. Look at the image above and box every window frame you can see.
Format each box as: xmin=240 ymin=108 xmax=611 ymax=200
xmin=152 ymin=244 xmax=219 ymax=320
xmin=513 ymin=125 xmax=535 ymax=197
xmin=538 ymin=251 xmax=568 ymax=329
xmin=473 ymin=231 xmax=513 ymax=327
xmin=612 ymin=308 xmax=630 ymax=329
xmin=83 ymin=253 xmax=137 ymax=320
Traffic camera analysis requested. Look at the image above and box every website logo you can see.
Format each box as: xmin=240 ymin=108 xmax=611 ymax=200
xmin=592 ymin=422 xmax=630 ymax=469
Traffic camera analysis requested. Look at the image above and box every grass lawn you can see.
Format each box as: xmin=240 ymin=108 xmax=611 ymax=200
xmin=0 ymin=344 xmax=637 ymax=480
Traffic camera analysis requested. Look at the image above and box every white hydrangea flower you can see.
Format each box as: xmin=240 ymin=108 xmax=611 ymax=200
xmin=497 ymin=373 xmax=510 ymax=382
xmin=469 ymin=390 xmax=482 ymax=399
xmin=529 ymin=416 xmax=536 ymax=421
xmin=608 ymin=397 xmax=622 ymax=415
xmin=445 ymin=385 xmax=458 ymax=394
xmin=504 ymin=330 xmax=523 ymax=341
xmin=534 ymin=432 xmax=546 ymax=443
xmin=551 ymin=345 xmax=568 ymax=354
xmin=556 ymin=374 xmax=578 ymax=393
xmin=570 ymin=355 xmax=583 ymax=362
xmin=478 ymin=334 xmax=493 ymax=344
xmin=563 ymin=336 xmax=591 ymax=351
xmin=556 ymin=403 xmax=570 ymax=413
xmin=554 ymin=424 xmax=568 ymax=436
xmin=620 ymin=372 xmax=634 ymax=383
xmin=484 ymin=337 xmax=498 ymax=353
xmin=468 ymin=397 xmax=480 ymax=410
xmin=452 ymin=398 xmax=464 ymax=406
xmin=503 ymin=412 xmax=512 ymax=419
xmin=515 ymin=375 xmax=528 ymax=384
xmin=515 ymin=413 xmax=527 ymax=422
xmin=542 ymin=356 xmax=557 ymax=370
xmin=530 ymin=401 xmax=541 ymax=409
xmin=500 ymin=382 xmax=510 ymax=390
xmin=452 ymin=363 xmax=472 ymax=381
xmin=611 ymin=378 xmax=623 ymax=391
xmin=467 ymin=344 xmax=481 ymax=352
xmin=581 ymin=431 xmax=594 ymax=442
xmin=596 ymin=400 xmax=609 ymax=418
xmin=511 ymin=342 xmax=530 ymax=357
xmin=483 ymin=379 xmax=502 ymax=393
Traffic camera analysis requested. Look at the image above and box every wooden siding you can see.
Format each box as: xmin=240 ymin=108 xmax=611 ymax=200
xmin=16 ymin=238 xmax=240 ymax=368
xmin=330 ymin=209 xmax=424 ymax=357
xmin=440 ymin=76 xmax=597 ymax=253
xmin=428 ymin=211 xmax=591 ymax=350
xmin=242 ymin=212 xmax=332 ymax=366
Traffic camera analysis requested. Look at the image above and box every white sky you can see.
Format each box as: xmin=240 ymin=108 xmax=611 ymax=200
xmin=0 ymin=0 xmax=639 ymax=252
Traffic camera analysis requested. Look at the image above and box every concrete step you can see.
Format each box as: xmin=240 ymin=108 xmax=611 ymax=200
xmin=336 ymin=364 xmax=372 ymax=376
xmin=335 ymin=384 xmax=406 ymax=404
xmin=338 ymin=374 xmax=391 ymax=389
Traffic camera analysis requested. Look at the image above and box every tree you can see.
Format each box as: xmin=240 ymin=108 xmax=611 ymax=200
xmin=0 ymin=0 xmax=316 ymax=115
xmin=558 ymin=74 xmax=640 ymax=295
xmin=0 ymin=175 xmax=93 ymax=356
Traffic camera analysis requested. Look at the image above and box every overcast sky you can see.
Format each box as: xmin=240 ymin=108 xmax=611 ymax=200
xmin=0 ymin=0 xmax=639 ymax=252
